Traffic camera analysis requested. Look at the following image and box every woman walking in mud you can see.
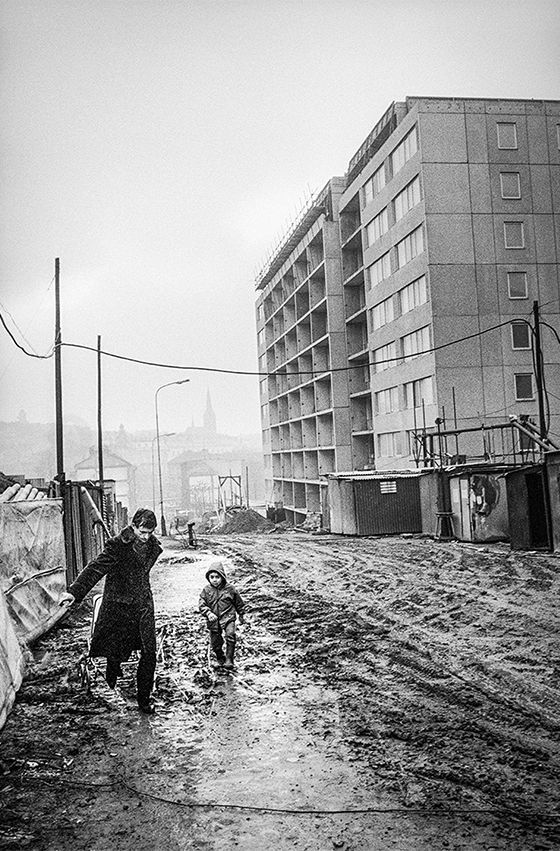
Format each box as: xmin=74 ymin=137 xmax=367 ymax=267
xmin=59 ymin=508 xmax=162 ymax=714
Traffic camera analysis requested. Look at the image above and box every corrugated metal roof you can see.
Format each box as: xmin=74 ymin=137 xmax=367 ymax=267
xmin=0 ymin=482 xmax=48 ymax=502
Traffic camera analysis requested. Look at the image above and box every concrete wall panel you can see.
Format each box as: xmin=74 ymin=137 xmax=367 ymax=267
xmin=536 ymin=262 xmax=560 ymax=310
xmin=531 ymin=165 xmax=554 ymax=213
xmin=422 ymin=163 xmax=471 ymax=213
xmin=472 ymin=215 xmax=496 ymax=263
xmin=468 ymin=164 xmax=492 ymax=212
xmin=546 ymin=117 xmax=560 ymax=164
xmin=476 ymin=265 xmax=499 ymax=314
xmin=527 ymin=115 xmax=549 ymax=163
xmin=465 ymin=114 xmax=488 ymax=162
xmin=480 ymin=365 xmax=508 ymax=413
xmin=534 ymin=215 xmax=557 ymax=263
xmin=429 ymin=265 xmax=478 ymax=316
xmin=479 ymin=325 xmax=505 ymax=367
xmin=434 ymin=366 xmax=484 ymax=419
xmin=432 ymin=314 xmax=482 ymax=368
xmin=425 ymin=214 xmax=474 ymax=264
xmin=419 ymin=112 xmax=467 ymax=163
xmin=549 ymin=167 xmax=560 ymax=213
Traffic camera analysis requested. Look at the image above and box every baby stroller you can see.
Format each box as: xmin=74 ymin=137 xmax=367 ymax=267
xmin=77 ymin=592 xmax=103 ymax=693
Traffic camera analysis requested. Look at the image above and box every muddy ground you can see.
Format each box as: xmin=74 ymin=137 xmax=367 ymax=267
xmin=1 ymin=532 xmax=559 ymax=850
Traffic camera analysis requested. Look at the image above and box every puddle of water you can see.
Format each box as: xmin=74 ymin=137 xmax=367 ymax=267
xmin=144 ymin=548 xmax=379 ymax=814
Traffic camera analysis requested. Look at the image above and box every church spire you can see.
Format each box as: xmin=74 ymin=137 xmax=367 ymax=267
xmin=203 ymin=389 xmax=217 ymax=434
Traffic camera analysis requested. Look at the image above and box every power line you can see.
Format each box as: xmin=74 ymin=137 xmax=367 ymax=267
xmin=0 ymin=300 xmax=42 ymax=355
xmin=0 ymin=310 xmax=54 ymax=359
xmin=0 ymin=306 xmax=555 ymax=379
xmin=60 ymin=318 xmax=523 ymax=376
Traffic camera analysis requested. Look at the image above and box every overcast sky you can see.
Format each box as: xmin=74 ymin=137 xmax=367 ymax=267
xmin=1 ymin=0 xmax=558 ymax=438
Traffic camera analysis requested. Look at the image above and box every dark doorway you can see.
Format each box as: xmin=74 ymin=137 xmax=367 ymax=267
xmin=526 ymin=472 xmax=551 ymax=549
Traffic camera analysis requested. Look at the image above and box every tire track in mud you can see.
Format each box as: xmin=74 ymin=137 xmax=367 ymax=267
xmin=209 ymin=534 xmax=560 ymax=843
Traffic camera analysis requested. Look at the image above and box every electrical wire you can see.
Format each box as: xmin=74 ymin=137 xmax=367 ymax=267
xmin=0 ymin=310 xmax=54 ymax=359
xmin=540 ymin=320 xmax=560 ymax=347
xmin=0 ymin=306 xmax=556 ymax=381
xmin=22 ymin=774 xmax=560 ymax=822
xmin=0 ymin=300 xmax=42 ymax=356
xmin=59 ymin=318 xmax=521 ymax=376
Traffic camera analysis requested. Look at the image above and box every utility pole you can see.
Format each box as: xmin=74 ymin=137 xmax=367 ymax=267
xmin=97 ymin=335 xmax=104 ymax=516
xmin=533 ymin=300 xmax=547 ymax=439
xmin=54 ymin=258 xmax=64 ymax=483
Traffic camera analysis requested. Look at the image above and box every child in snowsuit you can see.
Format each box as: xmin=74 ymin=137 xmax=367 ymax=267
xmin=199 ymin=562 xmax=245 ymax=670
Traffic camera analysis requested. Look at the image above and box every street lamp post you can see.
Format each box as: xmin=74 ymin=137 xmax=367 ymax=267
xmin=155 ymin=380 xmax=189 ymax=535
xmin=151 ymin=433 xmax=175 ymax=514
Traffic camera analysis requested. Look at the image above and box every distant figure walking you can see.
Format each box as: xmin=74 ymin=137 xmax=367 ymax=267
xmin=199 ymin=562 xmax=245 ymax=671
xmin=59 ymin=508 xmax=162 ymax=714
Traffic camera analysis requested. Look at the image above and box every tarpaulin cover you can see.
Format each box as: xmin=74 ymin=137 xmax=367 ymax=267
xmin=0 ymin=588 xmax=24 ymax=730
xmin=0 ymin=499 xmax=67 ymax=641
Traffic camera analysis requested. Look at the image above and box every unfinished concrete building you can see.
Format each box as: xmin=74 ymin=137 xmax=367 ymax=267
xmin=255 ymin=180 xmax=351 ymax=524
xmin=256 ymin=97 xmax=560 ymax=517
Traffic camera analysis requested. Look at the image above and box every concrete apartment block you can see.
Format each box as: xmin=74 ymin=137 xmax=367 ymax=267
xmin=339 ymin=96 xmax=560 ymax=472
xmin=256 ymin=97 xmax=560 ymax=516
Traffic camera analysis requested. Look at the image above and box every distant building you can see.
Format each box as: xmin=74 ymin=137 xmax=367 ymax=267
xmin=102 ymin=420 xmax=264 ymax=519
xmin=74 ymin=447 xmax=136 ymax=510
xmin=256 ymin=96 xmax=560 ymax=522
xmin=203 ymin=390 xmax=217 ymax=434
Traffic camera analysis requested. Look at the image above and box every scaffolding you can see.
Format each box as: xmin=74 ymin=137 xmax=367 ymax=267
xmin=409 ymin=415 xmax=559 ymax=470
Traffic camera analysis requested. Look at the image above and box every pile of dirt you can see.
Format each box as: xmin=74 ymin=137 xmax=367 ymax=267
xmin=212 ymin=507 xmax=274 ymax=535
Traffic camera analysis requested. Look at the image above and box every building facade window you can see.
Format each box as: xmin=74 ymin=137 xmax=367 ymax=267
xmin=367 ymin=251 xmax=391 ymax=287
xmin=365 ymin=208 xmax=389 ymax=246
xmin=374 ymin=386 xmax=399 ymax=415
xmin=373 ymin=341 xmax=396 ymax=373
xmin=371 ymin=295 xmax=395 ymax=330
xmin=363 ymin=164 xmax=386 ymax=205
xmin=399 ymin=275 xmax=427 ymax=315
xmin=514 ymin=373 xmax=533 ymax=401
xmin=403 ymin=375 xmax=434 ymax=409
xmin=511 ymin=321 xmax=531 ymax=350
xmin=507 ymin=271 xmax=528 ymax=299
xmin=391 ymin=126 xmax=418 ymax=175
xmin=394 ymin=175 xmax=421 ymax=222
xmin=500 ymin=172 xmax=521 ymax=199
xmin=257 ymin=328 xmax=266 ymax=349
xmin=397 ymin=226 xmax=424 ymax=268
xmin=504 ymin=221 xmax=525 ymax=249
xmin=497 ymin=122 xmax=518 ymax=150
xmin=402 ymin=325 xmax=431 ymax=361
xmin=377 ymin=431 xmax=403 ymax=458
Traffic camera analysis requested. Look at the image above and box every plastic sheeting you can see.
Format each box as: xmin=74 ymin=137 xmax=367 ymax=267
xmin=0 ymin=588 xmax=24 ymax=730
xmin=0 ymin=499 xmax=67 ymax=641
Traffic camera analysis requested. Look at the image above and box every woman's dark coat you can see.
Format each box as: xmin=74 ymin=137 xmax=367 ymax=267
xmin=68 ymin=526 xmax=162 ymax=661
